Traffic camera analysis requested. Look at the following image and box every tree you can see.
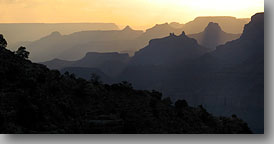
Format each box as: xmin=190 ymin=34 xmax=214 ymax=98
xmin=90 ymin=73 xmax=101 ymax=85
xmin=16 ymin=46 xmax=30 ymax=59
xmin=232 ymin=114 xmax=238 ymax=118
xmin=151 ymin=90 xmax=162 ymax=100
xmin=162 ymin=97 xmax=172 ymax=106
xmin=0 ymin=34 xmax=7 ymax=48
xmin=120 ymin=81 xmax=133 ymax=89
xmin=175 ymin=100 xmax=189 ymax=109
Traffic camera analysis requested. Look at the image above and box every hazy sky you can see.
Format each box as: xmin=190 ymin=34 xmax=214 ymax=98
xmin=0 ymin=0 xmax=264 ymax=29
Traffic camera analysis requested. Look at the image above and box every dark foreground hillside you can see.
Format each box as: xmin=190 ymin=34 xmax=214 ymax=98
xmin=0 ymin=37 xmax=251 ymax=133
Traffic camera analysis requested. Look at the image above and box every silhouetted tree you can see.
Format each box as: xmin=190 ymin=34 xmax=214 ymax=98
xmin=162 ymin=97 xmax=172 ymax=106
xmin=90 ymin=73 xmax=101 ymax=85
xmin=175 ymin=100 xmax=188 ymax=109
xmin=70 ymin=73 xmax=76 ymax=79
xmin=199 ymin=105 xmax=207 ymax=112
xmin=120 ymin=81 xmax=133 ymax=89
xmin=0 ymin=34 xmax=7 ymax=48
xmin=232 ymin=114 xmax=238 ymax=118
xmin=151 ymin=90 xmax=162 ymax=100
xmin=16 ymin=46 xmax=29 ymax=59
xmin=64 ymin=71 xmax=70 ymax=76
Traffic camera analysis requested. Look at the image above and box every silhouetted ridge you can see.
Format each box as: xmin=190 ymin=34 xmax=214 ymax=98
xmin=134 ymin=22 xmax=185 ymax=49
xmin=42 ymin=52 xmax=130 ymax=78
xmin=213 ymin=12 xmax=264 ymax=64
xmin=19 ymin=27 xmax=143 ymax=61
xmin=169 ymin=22 xmax=184 ymax=29
xmin=85 ymin=52 xmax=129 ymax=58
xmin=39 ymin=31 xmax=62 ymax=40
xmin=204 ymin=22 xmax=222 ymax=33
xmin=189 ymin=22 xmax=241 ymax=48
xmin=131 ymin=32 xmax=209 ymax=66
xmin=13 ymin=16 xmax=250 ymax=62
xmin=146 ymin=23 xmax=169 ymax=32
xmin=168 ymin=31 xmax=187 ymax=38
xmin=0 ymin=23 xmax=119 ymax=45
xmin=240 ymin=12 xmax=264 ymax=40
xmin=183 ymin=16 xmax=250 ymax=34
xmin=152 ymin=31 xmax=196 ymax=44
xmin=143 ymin=23 xmax=184 ymax=36
xmin=50 ymin=31 xmax=62 ymax=36
xmin=122 ymin=25 xmax=134 ymax=31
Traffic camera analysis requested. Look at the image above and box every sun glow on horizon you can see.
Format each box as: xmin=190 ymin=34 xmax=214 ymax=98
xmin=0 ymin=0 xmax=264 ymax=30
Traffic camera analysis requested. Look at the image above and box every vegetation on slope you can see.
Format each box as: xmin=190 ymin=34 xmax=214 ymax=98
xmin=0 ymin=35 xmax=251 ymax=134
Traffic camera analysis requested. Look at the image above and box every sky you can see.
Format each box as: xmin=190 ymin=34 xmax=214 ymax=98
xmin=0 ymin=0 xmax=264 ymax=29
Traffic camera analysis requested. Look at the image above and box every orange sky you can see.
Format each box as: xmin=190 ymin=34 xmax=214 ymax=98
xmin=0 ymin=0 xmax=264 ymax=29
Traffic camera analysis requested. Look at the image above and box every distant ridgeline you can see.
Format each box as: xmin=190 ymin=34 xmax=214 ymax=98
xmin=0 ymin=23 xmax=119 ymax=45
xmin=40 ymin=13 xmax=264 ymax=133
xmin=41 ymin=52 xmax=130 ymax=78
xmin=0 ymin=36 xmax=251 ymax=133
xmin=8 ymin=16 xmax=249 ymax=62
xmin=188 ymin=22 xmax=241 ymax=48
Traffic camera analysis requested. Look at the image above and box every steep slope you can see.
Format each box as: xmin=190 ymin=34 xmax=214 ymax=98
xmin=183 ymin=16 xmax=250 ymax=34
xmin=189 ymin=22 xmax=241 ymax=48
xmin=42 ymin=52 xmax=130 ymax=77
xmin=131 ymin=32 xmax=212 ymax=66
xmin=0 ymin=39 xmax=251 ymax=134
xmin=16 ymin=26 xmax=143 ymax=62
